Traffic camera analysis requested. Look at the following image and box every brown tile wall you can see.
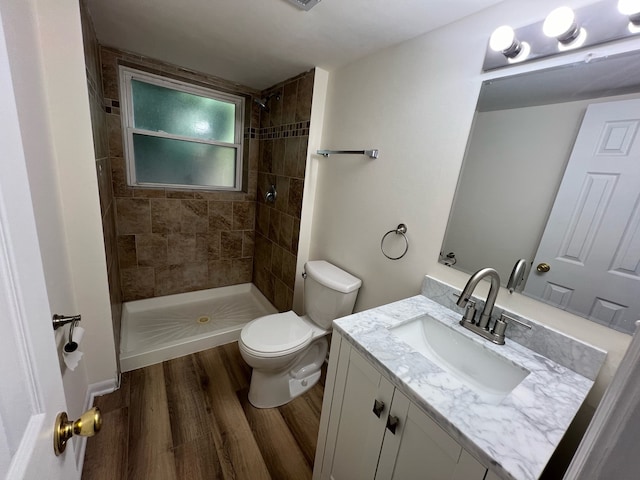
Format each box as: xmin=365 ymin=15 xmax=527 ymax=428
xmin=80 ymin=2 xmax=122 ymax=363
xmin=88 ymin=38 xmax=314 ymax=309
xmin=254 ymin=71 xmax=314 ymax=312
xmin=100 ymin=46 xmax=265 ymax=301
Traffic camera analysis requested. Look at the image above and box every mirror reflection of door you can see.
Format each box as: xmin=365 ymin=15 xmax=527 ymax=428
xmin=524 ymin=99 xmax=640 ymax=333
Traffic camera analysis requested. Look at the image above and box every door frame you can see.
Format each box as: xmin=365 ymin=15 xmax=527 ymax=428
xmin=565 ymin=322 xmax=640 ymax=478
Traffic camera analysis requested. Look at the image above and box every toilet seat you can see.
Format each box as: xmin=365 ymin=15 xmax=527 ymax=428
xmin=240 ymin=311 xmax=314 ymax=358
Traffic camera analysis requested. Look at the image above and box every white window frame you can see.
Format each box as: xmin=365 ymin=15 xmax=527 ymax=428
xmin=119 ymin=66 xmax=245 ymax=191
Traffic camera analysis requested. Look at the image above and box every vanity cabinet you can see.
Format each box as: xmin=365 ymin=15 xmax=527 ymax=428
xmin=313 ymin=333 xmax=487 ymax=480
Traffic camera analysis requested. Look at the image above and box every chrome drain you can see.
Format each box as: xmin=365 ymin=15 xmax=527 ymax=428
xmin=197 ymin=316 xmax=210 ymax=324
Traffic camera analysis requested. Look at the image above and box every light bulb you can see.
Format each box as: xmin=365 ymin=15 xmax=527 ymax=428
xmin=490 ymin=26 xmax=515 ymax=52
xmin=557 ymin=29 xmax=587 ymax=51
xmin=508 ymin=42 xmax=531 ymax=63
xmin=489 ymin=25 xmax=522 ymax=58
xmin=543 ymin=6 xmax=579 ymax=43
xmin=618 ymin=0 xmax=640 ymax=16
xmin=619 ymin=0 xmax=640 ymax=25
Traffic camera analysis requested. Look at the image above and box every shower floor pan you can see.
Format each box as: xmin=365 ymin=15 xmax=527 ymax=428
xmin=120 ymin=283 xmax=277 ymax=372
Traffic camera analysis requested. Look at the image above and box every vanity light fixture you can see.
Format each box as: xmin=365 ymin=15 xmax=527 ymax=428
xmin=483 ymin=0 xmax=640 ymax=71
xmin=543 ymin=6 xmax=587 ymax=50
xmin=489 ymin=25 xmax=531 ymax=62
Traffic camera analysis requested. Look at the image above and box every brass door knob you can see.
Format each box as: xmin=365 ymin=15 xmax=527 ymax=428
xmin=54 ymin=407 xmax=102 ymax=455
xmin=536 ymin=263 xmax=551 ymax=273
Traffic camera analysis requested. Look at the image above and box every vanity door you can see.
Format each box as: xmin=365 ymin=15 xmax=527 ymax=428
xmin=315 ymin=334 xmax=488 ymax=480
xmin=375 ymin=390 xmax=486 ymax=480
xmin=322 ymin=346 xmax=395 ymax=480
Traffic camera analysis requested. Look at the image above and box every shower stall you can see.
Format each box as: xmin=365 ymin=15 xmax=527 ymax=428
xmin=120 ymin=284 xmax=276 ymax=371
xmin=89 ymin=43 xmax=315 ymax=372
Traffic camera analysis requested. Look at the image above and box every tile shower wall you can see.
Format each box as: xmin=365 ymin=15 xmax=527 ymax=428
xmin=96 ymin=43 xmax=314 ymax=307
xmin=254 ymin=71 xmax=314 ymax=311
xmin=80 ymin=2 xmax=122 ymax=357
xmin=100 ymin=46 xmax=263 ymax=301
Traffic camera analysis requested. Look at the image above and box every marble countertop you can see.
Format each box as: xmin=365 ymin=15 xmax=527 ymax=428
xmin=333 ymin=294 xmax=601 ymax=480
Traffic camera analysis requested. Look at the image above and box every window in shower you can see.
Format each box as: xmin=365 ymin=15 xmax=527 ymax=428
xmin=119 ymin=66 xmax=245 ymax=191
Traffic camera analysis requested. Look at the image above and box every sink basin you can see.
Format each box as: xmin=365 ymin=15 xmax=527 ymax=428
xmin=389 ymin=315 xmax=530 ymax=404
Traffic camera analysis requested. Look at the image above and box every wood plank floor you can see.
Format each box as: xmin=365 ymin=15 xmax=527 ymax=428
xmin=82 ymin=342 xmax=325 ymax=480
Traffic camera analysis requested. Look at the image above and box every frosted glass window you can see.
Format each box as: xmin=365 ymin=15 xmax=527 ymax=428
xmin=131 ymin=80 xmax=236 ymax=143
xmin=119 ymin=67 xmax=244 ymax=191
xmin=133 ymin=135 xmax=236 ymax=187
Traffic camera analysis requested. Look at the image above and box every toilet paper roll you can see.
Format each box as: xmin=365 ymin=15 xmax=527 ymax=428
xmin=63 ymin=326 xmax=85 ymax=372
xmin=63 ymin=350 xmax=84 ymax=371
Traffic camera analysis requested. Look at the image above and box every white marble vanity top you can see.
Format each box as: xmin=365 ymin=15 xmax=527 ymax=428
xmin=333 ymin=291 xmax=605 ymax=480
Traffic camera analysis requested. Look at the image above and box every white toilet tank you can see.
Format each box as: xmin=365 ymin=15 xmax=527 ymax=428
xmin=304 ymin=260 xmax=362 ymax=329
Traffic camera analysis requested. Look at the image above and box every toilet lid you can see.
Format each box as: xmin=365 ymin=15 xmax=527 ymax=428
xmin=241 ymin=311 xmax=313 ymax=354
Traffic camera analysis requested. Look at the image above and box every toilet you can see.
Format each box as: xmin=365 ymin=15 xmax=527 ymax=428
xmin=239 ymin=260 xmax=362 ymax=408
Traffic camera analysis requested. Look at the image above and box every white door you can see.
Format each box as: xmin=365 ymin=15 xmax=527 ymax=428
xmin=0 ymin=11 xmax=78 ymax=479
xmin=525 ymin=99 xmax=640 ymax=333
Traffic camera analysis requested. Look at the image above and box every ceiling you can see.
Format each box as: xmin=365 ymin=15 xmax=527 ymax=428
xmin=86 ymin=0 xmax=505 ymax=91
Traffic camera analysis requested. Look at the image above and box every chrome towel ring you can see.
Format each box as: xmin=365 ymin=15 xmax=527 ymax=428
xmin=381 ymin=224 xmax=409 ymax=260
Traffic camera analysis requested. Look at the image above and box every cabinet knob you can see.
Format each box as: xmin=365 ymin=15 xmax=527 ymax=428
xmin=372 ymin=399 xmax=385 ymax=418
xmin=386 ymin=414 xmax=399 ymax=435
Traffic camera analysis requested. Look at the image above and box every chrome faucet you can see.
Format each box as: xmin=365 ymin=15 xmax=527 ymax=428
xmin=456 ymin=267 xmax=500 ymax=330
xmin=506 ymin=258 xmax=527 ymax=294
xmin=455 ymin=267 xmax=531 ymax=344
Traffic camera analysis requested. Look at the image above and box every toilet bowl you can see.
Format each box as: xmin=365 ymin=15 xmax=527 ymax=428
xmin=239 ymin=312 xmax=329 ymax=408
xmin=239 ymin=260 xmax=361 ymax=408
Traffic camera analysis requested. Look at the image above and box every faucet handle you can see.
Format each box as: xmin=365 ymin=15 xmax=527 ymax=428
xmin=455 ymin=293 xmax=476 ymax=326
xmin=500 ymin=313 xmax=532 ymax=330
xmin=491 ymin=313 xmax=532 ymax=345
xmin=462 ymin=300 xmax=476 ymax=325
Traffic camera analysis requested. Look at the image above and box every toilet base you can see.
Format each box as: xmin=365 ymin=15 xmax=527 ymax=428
xmin=246 ymin=336 xmax=328 ymax=408
xmin=248 ymin=368 xmax=322 ymax=408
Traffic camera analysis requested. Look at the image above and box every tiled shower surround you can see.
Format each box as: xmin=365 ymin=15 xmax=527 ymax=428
xmin=81 ymin=2 xmax=122 ymax=358
xmin=254 ymin=74 xmax=314 ymax=311
xmin=97 ymin=44 xmax=314 ymax=310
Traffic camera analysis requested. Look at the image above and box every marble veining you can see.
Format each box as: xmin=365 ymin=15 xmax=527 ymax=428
xmin=333 ymin=287 xmax=605 ymax=480
xmin=421 ymin=276 xmax=607 ymax=380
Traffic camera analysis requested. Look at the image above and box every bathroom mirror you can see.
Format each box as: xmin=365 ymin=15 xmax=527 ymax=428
xmin=440 ymin=50 xmax=640 ymax=335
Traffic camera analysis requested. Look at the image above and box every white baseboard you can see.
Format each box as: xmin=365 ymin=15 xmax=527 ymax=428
xmin=86 ymin=377 xmax=120 ymax=403
xmin=75 ymin=375 xmax=120 ymax=472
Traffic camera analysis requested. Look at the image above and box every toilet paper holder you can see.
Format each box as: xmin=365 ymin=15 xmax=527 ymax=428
xmin=52 ymin=314 xmax=82 ymax=353
xmin=52 ymin=313 xmax=81 ymax=330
